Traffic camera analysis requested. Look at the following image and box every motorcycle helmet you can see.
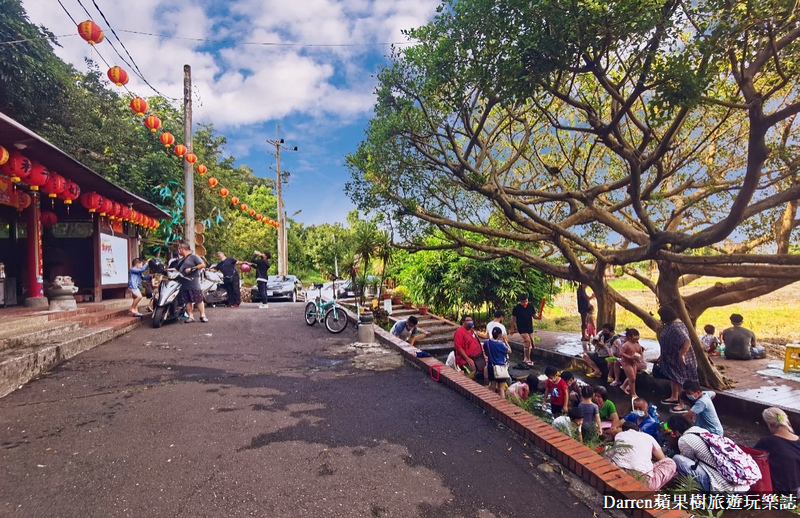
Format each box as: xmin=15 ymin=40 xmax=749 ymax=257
xmin=148 ymin=257 xmax=166 ymax=274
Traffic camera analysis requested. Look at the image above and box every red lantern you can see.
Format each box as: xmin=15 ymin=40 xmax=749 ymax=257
xmin=256 ymin=214 xmax=263 ymax=221
xmin=81 ymin=192 xmax=103 ymax=213
xmin=185 ymin=153 xmax=197 ymax=164
xmin=58 ymin=180 xmax=81 ymax=204
xmin=174 ymin=144 xmax=187 ymax=158
xmin=144 ymin=115 xmax=161 ymax=133
xmin=41 ymin=173 xmax=66 ymax=198
xmin=230 ymin=196 xmax=239 ymax=205
xmin=0 ymin=145 xmax=8 ymax=167
xmin=129 ymin=210 xmax=138 ymax=224
xmin=77 ymin=20 xmax=104 ymax=45
xmin=248 ymin=208 xmax=256 ymax=217
xmin=196 ymin=164 xmax=207 ymax=175
xmin=26 ymin=161 xmax=49 ymax=191
xmin=275 ymin=221 xmax=280 ymax=228
xmin=110 ymin=201 xmax=122 ymax=220
xmin=240 ymin=203 xmax=248 ymax=212
xmin=153 ymin=219 xmax=160 ymax=229
xmin=207 ymin=177 xmax=218 ymax=188
xmin=107 ymin=66 xmax=129 ymax=87
xmin=219 ymin=188 xmax=229 ymax=197
xmin=16 ymin=191 xmax=31 ymax=211
xmin=130 ymin=97 xmax=148 ymax=116
xmin=120 ymin=205 xmax=131 ymax=221
xmin=0 ymin=151 xmax=32 ymax=182
xmin=99 ymin=197 xmax=114 ymax=216
xmin=160 ymin=132 xmax=175 ymax=148
xmin=41 ymin=211 xmax=58 ymax=226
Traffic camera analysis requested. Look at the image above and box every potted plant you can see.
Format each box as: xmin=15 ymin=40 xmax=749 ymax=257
xmin=417 ymin=304 xmax=429 ymax=315
xmin=392 ymin=285 xmax=409 ymax=305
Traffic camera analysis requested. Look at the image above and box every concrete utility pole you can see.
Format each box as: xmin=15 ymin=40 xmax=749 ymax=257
xmin=266 ymin=128 xmax=297 ymax=276
xmin=183 ymin=64 xmax=195 ymax=252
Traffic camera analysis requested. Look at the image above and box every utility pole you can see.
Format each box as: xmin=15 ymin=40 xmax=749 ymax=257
xmin=266 ymin=128 xmax=297 ymax=276
xmin=183 ymin=64 xmax=195 ymax=252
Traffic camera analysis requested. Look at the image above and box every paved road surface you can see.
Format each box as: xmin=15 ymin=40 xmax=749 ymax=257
xmin=1 ymin=303 xmax=608 ymax=517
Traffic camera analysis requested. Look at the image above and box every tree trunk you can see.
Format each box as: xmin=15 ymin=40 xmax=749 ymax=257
xmin=656 ymin=261 xmax=727 ymax=390
xmin=587 ymin=266 xmax=615 ymax=328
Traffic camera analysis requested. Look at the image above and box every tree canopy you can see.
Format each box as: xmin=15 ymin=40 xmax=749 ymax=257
xmin=346 ymin=0 xmax=800 ymax=388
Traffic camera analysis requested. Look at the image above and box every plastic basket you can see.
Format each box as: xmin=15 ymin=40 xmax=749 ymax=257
xmin=739 ymin=445 xmax=772 ymax=492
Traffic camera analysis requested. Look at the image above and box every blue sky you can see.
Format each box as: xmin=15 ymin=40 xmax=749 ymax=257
xmin=21 ymin=0 xmax=441 ymax=225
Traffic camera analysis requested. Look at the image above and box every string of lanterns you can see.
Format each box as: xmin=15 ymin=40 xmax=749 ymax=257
xmin=0 ymin=144 xmax=159 ymax=229
xmin=76 ymin=19 xmax=277 ymax=231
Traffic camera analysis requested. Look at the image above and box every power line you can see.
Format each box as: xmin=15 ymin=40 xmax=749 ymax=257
xmin=74 ymin=0 xmax=172 ymax=99
xmin=0 ymin=34 xmax=78 ymax=45
xmin=119 ymin=29 xmax=410 ymax=48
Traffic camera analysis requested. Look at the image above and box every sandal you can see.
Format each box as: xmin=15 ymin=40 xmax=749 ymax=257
xmin=610 ymin=381 xmax=621 ymax=387
xmin=661 ymin=399 xmax=680 ymax=405
xmin=670 ymin=406 xmax=688 ymax=414
xmin=586 ymin=372 xmax=601 ymax=378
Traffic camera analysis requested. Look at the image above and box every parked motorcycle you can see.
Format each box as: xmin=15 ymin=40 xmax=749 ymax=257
xmin=201 ymin=269 xmax=229 ymax=307
xmin=148 ymin=258 xmax=187 ymax=328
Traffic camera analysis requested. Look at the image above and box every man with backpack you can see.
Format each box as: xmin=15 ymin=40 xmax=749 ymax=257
xmin=666 ymin=415 xmax=760 ymax=492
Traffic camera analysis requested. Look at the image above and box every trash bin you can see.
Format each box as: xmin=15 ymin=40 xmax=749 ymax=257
xmin=739 ymin=445 xmax=772 ymax=492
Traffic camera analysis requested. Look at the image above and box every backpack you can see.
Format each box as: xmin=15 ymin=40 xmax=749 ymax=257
xmin=688 ymin=430 xmax=761 ymax=485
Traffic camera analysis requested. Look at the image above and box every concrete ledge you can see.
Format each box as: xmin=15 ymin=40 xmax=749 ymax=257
xmin=0 ymin=316 xmax=146 ymax=398
xmin=373 ymin=325 xmax=691 ymax=518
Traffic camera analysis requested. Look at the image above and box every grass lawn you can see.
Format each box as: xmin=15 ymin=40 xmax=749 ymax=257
xmin=551 ymin=278 xmax=800 ymax=344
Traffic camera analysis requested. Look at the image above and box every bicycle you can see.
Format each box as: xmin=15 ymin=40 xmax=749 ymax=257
xmin=304 ymin=280 xmax=349 ymax=333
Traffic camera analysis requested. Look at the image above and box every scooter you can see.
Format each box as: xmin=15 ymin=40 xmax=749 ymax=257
xmin=201 ymin=269 xmax=229 ymax=307
xmin=148 ymin=258 xmax=188 ymax=328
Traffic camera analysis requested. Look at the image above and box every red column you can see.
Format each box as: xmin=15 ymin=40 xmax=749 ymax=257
xmin=25 ymin=193 xmax=45 ymax=305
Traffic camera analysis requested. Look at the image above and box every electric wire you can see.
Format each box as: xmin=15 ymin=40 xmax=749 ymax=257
xmin=89 ymin=0 xmax=163 ymax=96
xmin=119 ymin=29 xmax=409 ymax=47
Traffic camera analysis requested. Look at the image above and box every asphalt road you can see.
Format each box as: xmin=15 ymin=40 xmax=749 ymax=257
xmin=1 ymin=302 xmax=609 ymax=518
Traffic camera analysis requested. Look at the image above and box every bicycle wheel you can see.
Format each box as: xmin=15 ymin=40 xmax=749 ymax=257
xmin=304 ymin=302 xmax=318 ymax=325
xmin=324 ymin=305 xmax=348 ymax=333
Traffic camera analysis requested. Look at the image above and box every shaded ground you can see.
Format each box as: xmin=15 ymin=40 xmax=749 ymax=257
xmin=0 ymin=302 xmax=608 ymax=518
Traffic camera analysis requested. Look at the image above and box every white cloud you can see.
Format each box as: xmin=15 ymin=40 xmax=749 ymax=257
xmin=20 ymin=0 xmax=439 ymax=223
xmin=23 ymin=0 xmax=437 ymax=128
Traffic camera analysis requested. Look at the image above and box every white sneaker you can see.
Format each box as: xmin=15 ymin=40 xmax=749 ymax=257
xmin=259 ymin=304 xmax=268 ymax=309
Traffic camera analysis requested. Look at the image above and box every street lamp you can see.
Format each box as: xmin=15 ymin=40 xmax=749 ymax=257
xmin=266 ymin=131 xmax=298 ymax=276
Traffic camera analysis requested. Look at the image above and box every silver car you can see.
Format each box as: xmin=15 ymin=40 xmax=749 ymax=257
xmin=251 ymin=275 xmax=304 ymax=302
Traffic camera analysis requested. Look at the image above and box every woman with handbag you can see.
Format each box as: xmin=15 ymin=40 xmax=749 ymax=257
xmin=484 ymin=326 xmax=512 ymax=398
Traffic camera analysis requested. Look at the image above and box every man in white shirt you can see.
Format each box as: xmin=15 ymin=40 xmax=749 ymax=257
xmin=610 ymin=422 xmax=676 ymax=490
xmin=485 ymin=310 xmax=509 ymax=347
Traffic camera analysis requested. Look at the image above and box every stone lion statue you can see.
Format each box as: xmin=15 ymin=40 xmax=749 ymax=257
xmin=52 ymin=276 xmax=79 ymax=293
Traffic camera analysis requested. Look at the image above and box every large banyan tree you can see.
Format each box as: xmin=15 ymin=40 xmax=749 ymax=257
xmin=346 ymin=0 xmax=800 ymax=388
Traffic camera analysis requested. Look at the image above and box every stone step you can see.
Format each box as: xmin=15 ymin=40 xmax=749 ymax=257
xmin=0 ymin=315 xmax=52 ymax=337
xmin=0 ymin=321 xmax=83 ymax=352
xmin=416 ymin=323 xmax=457 ymax=335
xmin=416 ymin=332 xmax=457 ymax=346
xmin=0 ymin=315 xmax=146 ymax=398
xmin=417 ymin=343 xmax=455 ymax=354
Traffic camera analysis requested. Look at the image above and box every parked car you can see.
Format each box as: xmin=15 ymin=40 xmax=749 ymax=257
xmin=335 ymin=276 xmax=380 ymax=299
xmin=250 ymin=275 xmax=304 ymax=302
